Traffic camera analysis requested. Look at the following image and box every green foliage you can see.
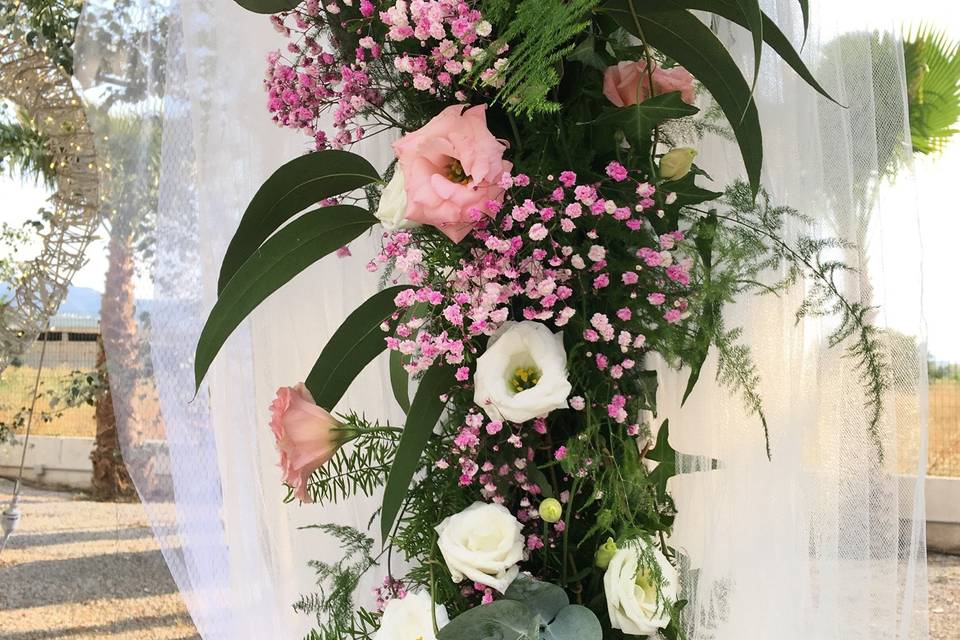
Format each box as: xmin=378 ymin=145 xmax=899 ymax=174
xmin=303 ymin=415 xmax=400 ymax=504
xmin=0 ymin=367 xmax=105 ymax=443
xmin=441 ymin=576 xmax=602 ymax=639
xmin=477 ymin=0 xmax=602 ymax=117
xmin=903 ymin=24 xmax=960 ymax=155
xmin=218 ymin=150 xmax=381 ymax=292
xmin=294 ymin=523 xmax=382 ymax=640
xmin=0 ymin=109 xmax=52 ymax=186
xmin=194 ymin=205 xmax=378 ymax=390
xmin=380 ymin=363 xmax=456 ymax=539
xmin=714 ymin=181 xmax=890 ymax=459
xmin=0 ymin=0 xmax=83 ymax=74
xmin=304 ymin=285 xmax=412 ymax=409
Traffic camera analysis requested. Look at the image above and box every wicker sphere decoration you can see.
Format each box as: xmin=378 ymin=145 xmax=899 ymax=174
xmin=0 ymin=29 xmax=101 ymax=375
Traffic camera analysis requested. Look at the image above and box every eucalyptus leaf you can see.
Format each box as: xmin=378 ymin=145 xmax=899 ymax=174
xmin=389 ymin=349 xmax=411 ymax=414
xmin=304 ymin=285 xmax=412 ymax=410
xmin=195 ymin=206 xmax=377 ymax=391
xmin=641 ymin=0 xmax=836 ymax=104
xmin=438 ymin=600 xmax=540 ymax=640
xmin=232 ymin=0 xmax=300 ymax=14
xmin=542 ymin=605 xmax=603 ymax=640
xmin=380 ymin=363 xmax=456 ymax=540
xmin=218 ymin=150 xmax=380 ymax=292
xmin=504 ymin=575 xmax=569 ymax=622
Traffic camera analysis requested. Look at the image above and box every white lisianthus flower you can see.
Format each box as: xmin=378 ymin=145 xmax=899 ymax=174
xmin=603 ymin=539 xmax=678 ymax=636
xmin=473 ymin=321 xmax=572 ymax=423
xmin=435 ymin=502 xmax=525 ymax=593
xmin=375 ymin=167 xmax=418 ymax=231
xmin=373 ymin=591 xmax=448 ymax=640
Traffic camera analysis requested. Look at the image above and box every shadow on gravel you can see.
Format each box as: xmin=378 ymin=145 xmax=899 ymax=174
xmin=3 ymin=526 xmax=155 ymax=549
xmin=0 ymin=613 xmax=201 ymax=640
xmin=0 ymin=549 xmax=179 ymax=609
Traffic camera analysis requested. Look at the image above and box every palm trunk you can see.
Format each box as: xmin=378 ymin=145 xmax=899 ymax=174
xmin=90 ymin=231 xmax=137 ymax=499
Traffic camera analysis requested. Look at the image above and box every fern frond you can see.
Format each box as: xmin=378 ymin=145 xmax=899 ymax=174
xmin=476 ymin=0 xmax=599 ymax=116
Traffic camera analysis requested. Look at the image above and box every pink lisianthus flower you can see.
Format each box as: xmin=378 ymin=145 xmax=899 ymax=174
xmin=269 ymin=383 xmax=349 ymax=502
xmin=602 ymin=60 xmax=696 ymax=107
xmin=393 ymin=104 xmax=513 ymax=242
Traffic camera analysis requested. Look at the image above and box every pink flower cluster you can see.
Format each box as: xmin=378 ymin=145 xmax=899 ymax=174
xmin=265 ymin=4 xmax=385 ymax=149
xmin=373 ymin=162 xmax=694 ymax=428
xmin=381 ymin=0 xmax=504 ymax=96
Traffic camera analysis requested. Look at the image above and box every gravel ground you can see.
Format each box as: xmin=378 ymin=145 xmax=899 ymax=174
xmin=0 ymin=481 xmax=957 ymax=639
xmin=0 ymin=481 xmax=199 ymax=640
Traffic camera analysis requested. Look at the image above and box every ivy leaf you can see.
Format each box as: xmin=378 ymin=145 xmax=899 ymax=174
xmin=601 ymin=5 xmax=763 ymax=193
xmin=646 ymin=420 xmax=676 ymax=499
xmin=231 ymin=0 xmax=300 ymax=14
xmin=654 ymin=172 xmax=722 ymax=234
xmin=195 ymin=206 xmax=376 ymax=391
xmin=304 ymin=285 xmax=411 ymax=410
xmin=218 ymin=150 xmax=380 ymax=292
xmin=380 ymin=363 xmax=456 ymax=540
xmin=591 ymin=92 xmax=699 ymax=151
xmin=438 ymin=600 xmax=539 ymax=640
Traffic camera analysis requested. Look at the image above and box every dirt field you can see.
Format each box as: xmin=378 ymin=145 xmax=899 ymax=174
xmin=929 ymin=380 xmax=960 ymax=477
xmin=0 ymin=366 xmax=96 ymax=438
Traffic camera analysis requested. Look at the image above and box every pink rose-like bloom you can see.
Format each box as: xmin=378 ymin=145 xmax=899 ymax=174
xmin=394 ymin=104 xmax=513 ymax=242
xmin=602 ymin=60 xmax=696 ymax=107
xmin=269 ymin=383 xmax=344 ymax=502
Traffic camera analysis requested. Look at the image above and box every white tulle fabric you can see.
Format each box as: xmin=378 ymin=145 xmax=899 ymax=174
xmin=75 ymin=0 xmax=928 ymax=638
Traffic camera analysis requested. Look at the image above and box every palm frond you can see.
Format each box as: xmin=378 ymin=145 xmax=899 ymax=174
xmin=903 ymin=24 xmax=960 ymax=155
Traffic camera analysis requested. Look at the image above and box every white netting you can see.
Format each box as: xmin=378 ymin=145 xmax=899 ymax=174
xmin=75 ymin=0 xmax=928 ymax=638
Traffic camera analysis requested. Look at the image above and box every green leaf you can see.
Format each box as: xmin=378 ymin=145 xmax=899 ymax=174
xmin=592 ymin=92 xmax=699 ymax=151
xmin=231 ymin=0 xmax=300 ymax=14
xmin=389 ymin=349 xmax=411 ymax=414
xmin=218 ymin=150 xmax=380 ymax=293
xmin=798 ymin=0 xmax=809 ymax=42
xmin=646 ymin=420 xmax=676 ymax=499
xmin=525 ymin=463 xmax=555 ymax=499
xmin=601 ymin=4 xmax=763 ymax=193
xmin=504 ymin=575 xmax=569 ymax=622
xmin=380 ymin=364 xmax=456 ymax=540
xmin=304 ymin=285 xmax=411 ymax=410
xmin=657 ymin=0 xmax=837 ymax=104
xmin=733 ymin=0 xmax=764 ymax=91
xmin=682 ymin=211 xmax=719 ymax=402
xmin=636 ymin=369 xmax=659 ymax=414
xmin=543 ymin=605 xmax=603 ymax=640
xmin=195 ymin=205 xmax=376 ymax=390
xmin=662 ymin=172 xmax=722 ymax=208
xmin=438 ymin=600 xmax=539 ymax=640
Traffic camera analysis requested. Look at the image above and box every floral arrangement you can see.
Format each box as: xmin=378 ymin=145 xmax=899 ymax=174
xmin=197 ymin=0 xmax=888 ymax=638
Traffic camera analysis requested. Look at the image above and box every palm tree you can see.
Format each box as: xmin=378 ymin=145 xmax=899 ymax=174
xmin=903 ymin=25 xmax=960 ymax=156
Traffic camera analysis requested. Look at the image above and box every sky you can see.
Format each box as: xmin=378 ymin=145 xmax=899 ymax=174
xmin=1 ymin=1 xmax=959 ymax=358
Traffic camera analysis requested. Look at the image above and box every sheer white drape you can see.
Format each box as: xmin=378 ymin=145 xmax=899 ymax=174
xmin=663 ymin=2 xmax=928 ymax=639
xmin=76 ymin=0 xmax=928 ymax=638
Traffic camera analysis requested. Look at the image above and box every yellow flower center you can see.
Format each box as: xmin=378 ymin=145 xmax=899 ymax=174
xmin=446 ymin=158 xmax=470 ymax=184
xmin=509 ymin=366 xmax=541 ymax=392
xmin=634 ymin=569 xmax=657 ymax=603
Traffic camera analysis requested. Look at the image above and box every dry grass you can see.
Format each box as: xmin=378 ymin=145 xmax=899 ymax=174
xmin=929 ymin=380 xmax=960 ymax=477
xmin=0 ymin=366 xmax=96 ymax=438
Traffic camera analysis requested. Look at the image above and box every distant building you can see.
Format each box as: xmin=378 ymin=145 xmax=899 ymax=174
xmin=17 ymin=315 xmax=100 ymax=369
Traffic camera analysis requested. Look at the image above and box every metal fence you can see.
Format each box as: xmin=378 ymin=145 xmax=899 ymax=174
xmin=0 ymin=315 xmax=100 ymax=438
xmin=929 ymin=360 xmax=960 ymax=477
